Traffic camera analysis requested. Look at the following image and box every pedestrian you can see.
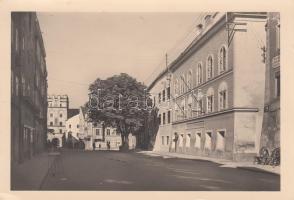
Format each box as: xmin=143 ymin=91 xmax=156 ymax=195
xmin=93 ymin=142 xmax=96 ymax=151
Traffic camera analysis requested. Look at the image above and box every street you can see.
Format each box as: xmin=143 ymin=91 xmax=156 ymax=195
xmin=40 ymin=150 xmax=280 ymax=191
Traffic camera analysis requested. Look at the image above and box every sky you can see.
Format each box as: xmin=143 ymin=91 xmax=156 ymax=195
xmin=37 ymin=12 xmax=202 ymax=108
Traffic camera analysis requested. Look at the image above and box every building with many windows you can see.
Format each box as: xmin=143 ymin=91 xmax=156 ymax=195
xmin=148 ymin=12 xmax=268 ymax=161
xmin=11 ymin=12 xmax=48 ymax=164
xmin=47 ymin=95 xmax=69 ymax=147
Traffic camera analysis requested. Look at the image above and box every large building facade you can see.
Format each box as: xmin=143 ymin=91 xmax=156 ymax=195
xmin=149 ymin=12 xmax=269 ymax=161
xmin=47 ymin=95 xmax=69 ymax=147
xmin=260 ymin=13 xmax=280 ymax=150
xmin=11 ymin=12 xmax=48 ymax=164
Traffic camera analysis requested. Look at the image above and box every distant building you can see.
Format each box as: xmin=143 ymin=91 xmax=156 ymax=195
xmin=11 ymin=12 xmax=48 ymax=164
xmin=47 ymin=95 xmax=69 ymax=147
xmin=65 ymin=114 xmax=80 ymax=140
xmin=148 ymin=12 xmax=268 ymax=161
xmin=260 ymin=13 xmax=280 ymax=150
xmin=79 ymin=107 xmax=121 ymax=151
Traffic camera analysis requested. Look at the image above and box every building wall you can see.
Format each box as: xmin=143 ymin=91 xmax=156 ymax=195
xmin=260 ymin=12 xmax=280 ymax=150
xmin=232 ymin=17 xmax=267 ymax=152
xmin=11 ymin=12 xmax=48 ymax=164
xmin=65 ymin=114 xmax=80 ymax=140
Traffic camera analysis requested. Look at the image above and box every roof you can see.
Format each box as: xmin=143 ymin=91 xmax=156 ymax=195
xmin=68 ymin=108 xmax=79 ymax=119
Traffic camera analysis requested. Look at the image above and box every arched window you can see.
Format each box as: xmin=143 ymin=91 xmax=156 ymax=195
xmin=218 ymin=82 xmax=228 ymax=110
xmin=206 ymin=55 xmax=213 ymax=80
xmin=197 ymin=62 xmax=202 ymax=85
xmin=206 ymin=87 xmax=214 ymax=113
xmin=219 ymin=45 xmax=227 ymax=73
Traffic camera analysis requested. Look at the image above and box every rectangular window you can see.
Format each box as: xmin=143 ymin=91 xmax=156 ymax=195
xmin=216 ymin=131 xmax=225 ymax=151
xmin=195 ymin=132 xmax=201 ymax=149
xmin=162 ymin=136 xmax=164 ymax=145
xmin=205 ymin=132 xmax=212 ymax=150
xmin=167 ymin=111 xmax=171 ymax=123
xmin=276 ymin=24 xmax=280 ymax=53
xmin=163 ymin=113 xmax=166 ymax=125
xmin=96 ymin=129 xmax=100 ymax=136
xmin=107 ymin=129 xmax=110 ymax=135
xmin=219 ymin=90 xmax=227 ymax=110
xmin=59 ymin=122 xmax=63 ymax=126
xmin=50 ymin=113 xmax=53 ymax=117
xmin=50 ymin=122 xmax=53 ymax=126
xmin=59 ymin=113 xmax=63 ymax=118
xmin=15 ymin=28 xmax=18 ymax=51
xmin=153 ymin=96 xmax=156 ymax=106
xmin=207 ymin=95 xmax=213 ymax=113
xmin=167 ymin=136 xmax=170 ymax=145
xmin=60 ymin=129 xmax=62 ymax=134
xmin=69 ymin=124 xmax=71 ymax=128
xmin=159 ymin=114 xmax=161 ymax=125
xmin=275 ymin=72 xmax=280 ymax=98
xmin=167 ymin=87 xmax=170 ymax=100
xmin=162 ymin=90 xmax=165 ymax=102
xmin=77 ymin=125 xmax=79 ymax=128
xmin=158 ymin=93 xmax=161 ymax=103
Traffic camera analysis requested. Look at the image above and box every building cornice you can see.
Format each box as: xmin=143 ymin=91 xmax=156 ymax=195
xmin=172 ymin=107 xmax=259 ymax=125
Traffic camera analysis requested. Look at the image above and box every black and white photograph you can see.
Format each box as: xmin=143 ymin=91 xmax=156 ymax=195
xmin=9 ymin=11 xmax=281 ymax=191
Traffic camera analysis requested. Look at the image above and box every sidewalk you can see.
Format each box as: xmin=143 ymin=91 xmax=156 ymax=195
xmin=138 ymin=151 xmax=280 ymax=175
xmin=11 ymin=151 xmax=55 ymax=190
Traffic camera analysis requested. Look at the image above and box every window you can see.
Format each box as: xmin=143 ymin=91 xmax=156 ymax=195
xmin=216 ymin=131 xmax=225 ymax=151
xmin=96 ymin=129 xmax=100 ymax=136
xmin=15 ymin=28 xmax=18 ymax=51
xmin=197 ymin=63 xmax=202 ymax=85
xmin=15 ymin=76 xmax=19 ymax=96
xmin=69 ymin=124 xmax=71 ymax=128
xmin=167 ymin=111 xmax=171 ymax=123
xmin=162 ymin=136 xmax=164 ymax=145
xmin=219 ymin=90 xmax=227 ymax=110
xmin=50 ymin=113 xmax=53 ymax=117
xmin=179 ymin=134 xmax=184 ymax=147
xmin=275 ymin=72 xmax=280 ymax=98
xmin=195 ymin=132 xmax=201 ymax=149
xmin=167 ymin=136 xmax=170 ymax=145
xmin=174 ymin=79 xmax=179 ymax=96
xmin=197 ymin=99 xmax=203 ymax=116
xmin=59 ymin=113 xmax=63 ymax=118
xmin=163 ymin=113 xmax=166 ymax=125
xmin=207 ymin=95 xmax=214 ymax=113
xmin=77 ymin=124 xmax=79 ymax=128
xmin=59 ymin=122 xmax=63 ymax=126
xmin=22 ymin=37 xmax=25 ymax=50
xmin=50 ymin=122 xmax=53 ymax=126
xmin=60 ymin=103 xmax=62 ymax=107
xmin=187 ymin=70 xmax=192 ymax=89
xmin=159 ymin=114 xmax=161 ymax=125
xmin=207 ymin=55 xmax=213 ymax=80
xmin=59 ymin=129 xmax=62 ymax=134
xmin=186 ymin=134 xmax=191 ymax=147
xmin=158 ymin=93 xmax=161 ymax=103
xmin=22 ymin=76 xmax=26 ymax=96
xmin=276 ymin=23 xmax=280 ymax=53
xmin=167 ymin=87 xmax=170 ymax=100
xmin=153 ymin=96 xmax=156 ymax=106
xmin=219 ymin=46 xmax=227 ymax=73
xmin=206 ymin=87 xmax=214 ymax=113
xmin=162 ymin=89 xmax=165 ymax=102
xmin=205 ymin=132 xmax=212 ymax=150
xmin=107 ymin=129 xmax=111 ymax=135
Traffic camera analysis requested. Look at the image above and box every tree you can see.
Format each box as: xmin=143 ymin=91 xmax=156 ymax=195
xmin=86 ymin=73 xmax=152 ymax=149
